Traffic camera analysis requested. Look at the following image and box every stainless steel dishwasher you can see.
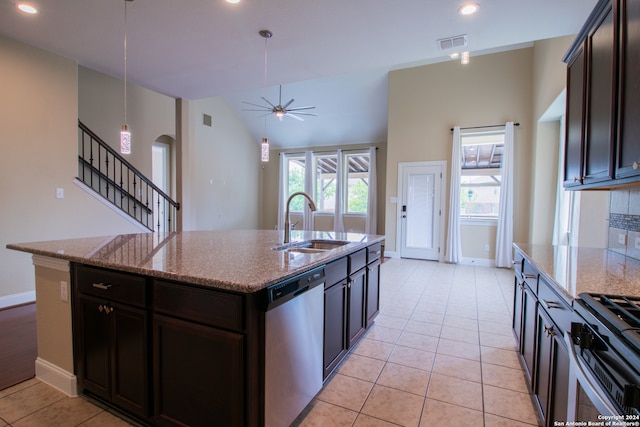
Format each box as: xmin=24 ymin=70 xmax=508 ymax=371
xmin=265 ymin=266 xmax=325 ymax=427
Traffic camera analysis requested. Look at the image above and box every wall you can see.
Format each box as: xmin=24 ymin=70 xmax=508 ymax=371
xmin=0 ymin=36 xmax=145 ymax=302
xmin=385 ymin=48 xmax=533 ymax=258
xmin=260 ymin=143 xmax=387 ymax=234
xmin=190 ymin=97 xmax=260 ymax=230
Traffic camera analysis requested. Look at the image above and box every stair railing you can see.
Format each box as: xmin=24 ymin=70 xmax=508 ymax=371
xmin=78 ymin=120 xmax=180 ymax=232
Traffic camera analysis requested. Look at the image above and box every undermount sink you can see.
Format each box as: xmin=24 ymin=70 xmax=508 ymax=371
xmin=273 ymin=239 xmax=350 ymax=254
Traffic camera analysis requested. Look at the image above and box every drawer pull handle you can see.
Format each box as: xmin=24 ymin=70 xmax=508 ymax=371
xmin=523 ymin=274 xmax=537 ymax=280
xmin=98 ymin=304 xmax=114 ymax=314
xmin=544 ymin=325 xmax=556 ymax=337
xmin=92 ymin=283 xmax=112 ymax=290
xmin=543 ymin=299 xmax=562 ymax=310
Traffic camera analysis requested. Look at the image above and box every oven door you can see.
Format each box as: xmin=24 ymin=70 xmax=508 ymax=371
xmin=564 ymin=331 xmax=620 ymax=421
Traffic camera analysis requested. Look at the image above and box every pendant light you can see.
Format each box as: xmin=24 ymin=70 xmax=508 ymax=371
xmin=120 ymin=0 xmax=133 ymax=154
xmin=259 ymin=29 xmax=272 ymax=162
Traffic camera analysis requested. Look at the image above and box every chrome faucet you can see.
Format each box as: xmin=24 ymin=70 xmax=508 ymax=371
xmin=284 ymin=191 xmax=317 ymax=243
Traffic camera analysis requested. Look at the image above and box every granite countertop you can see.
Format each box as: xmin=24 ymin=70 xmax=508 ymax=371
xmin=7 ymin=230 xmax=385 ymax=293
xmin=514 ymin=243 xmax=640 ymax=301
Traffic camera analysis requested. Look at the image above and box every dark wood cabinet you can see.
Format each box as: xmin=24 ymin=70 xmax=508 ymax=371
xmin=347 ymin=267 xmax=367 ymax=348
xmin=153 ymin=314 xmax=244 ymax=427
xmin=615 ymin=0 xmax=640 ymax=179
xmin=564 ymin=0 xmax=640 ymax=189
xmin=323 ymin=278 xmax=348 ymax=378
xmin=73 ymin=266 xmax=149 ymax=419
xmin=366 ymin=259 xmax=381 ymax=327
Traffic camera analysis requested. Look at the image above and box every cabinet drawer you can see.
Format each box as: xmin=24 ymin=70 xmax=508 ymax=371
xmin=367 ymin=242 xmax=382 ymax=264
xmin=154 ymin=280 xmax=244 ymax=332
xmin=538 ymin=276 xmax=573 ymax=336
xmin=349 ymin=249 xmax=367 ymax=274
xmin=513 ymin=250 xmax=524 ymax=274
xmin=325 ymin=257 xmax=348 ymax=288
xmin=522 ymin=259 xmax=539 ymax=292
xmin=75 ymin=265 xmax=146 ymax=308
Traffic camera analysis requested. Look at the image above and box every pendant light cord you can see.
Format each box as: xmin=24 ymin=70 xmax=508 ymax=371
xmin=123 ymin=0 xmax=128 ymax=125
xmin=263 ymin=33 xmax=268 ymax=137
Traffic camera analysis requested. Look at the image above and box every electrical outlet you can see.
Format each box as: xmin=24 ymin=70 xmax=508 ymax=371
xmin=618 ymin=233 xmax=627 ymax=245
xmin=60 ymin=281 xmax=68 ymax=302
xmin=484 ymin=244 xmax=490 ymax=252
xmin=56 ymin=188 xmax=64 ymax=199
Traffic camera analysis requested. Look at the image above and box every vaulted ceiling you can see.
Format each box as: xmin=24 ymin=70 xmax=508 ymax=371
xmin=0 ymin=0 xmax=598 ymax=148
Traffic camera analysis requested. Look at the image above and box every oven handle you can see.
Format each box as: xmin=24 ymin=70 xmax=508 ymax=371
xmin=564 ymin=331 xmax=619 ymax=417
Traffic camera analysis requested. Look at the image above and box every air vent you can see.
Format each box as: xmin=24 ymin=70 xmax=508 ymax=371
xmin=437 ymin=34 xmax=468 ymax=50
xmin=203 ymin=114 xmax=212 ymax=127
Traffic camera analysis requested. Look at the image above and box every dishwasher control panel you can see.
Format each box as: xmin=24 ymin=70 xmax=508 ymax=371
xmin=266 ymin=266 xmax=325 ymax=310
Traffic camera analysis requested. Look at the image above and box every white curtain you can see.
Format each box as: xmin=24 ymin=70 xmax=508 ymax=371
xmin=495 ymin=122 xmax=515 ymax=267
xmin=333 ymin=150 xmax=345 ymax=232
xmin=277 ymin=152 xmax=286 ymax=230
xmin=553 ymin=116 xmax=570 ymax=246
xmin=303 ymin=151 xmax=314 ymax=230
xmin=445 ymin=126 xmax=462 ymax=263
xmin=365 ymin=147 xmax=377 ymax=234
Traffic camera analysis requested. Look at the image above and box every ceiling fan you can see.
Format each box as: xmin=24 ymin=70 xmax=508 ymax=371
xmin=243 ymin=85 xmax=317 ymax=121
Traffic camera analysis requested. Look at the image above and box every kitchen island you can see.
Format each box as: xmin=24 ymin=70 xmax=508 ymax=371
xmin=7 ymin=229 xmax=385 ymax=427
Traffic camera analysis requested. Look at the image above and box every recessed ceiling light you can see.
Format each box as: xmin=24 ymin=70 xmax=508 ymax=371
xmin=17 ymin=3 xmax=38 ymax=14
xmin=226 ymin=0 xmax=240 ymax=3
xmin=458 ymin=3 xmax=479 ymax=15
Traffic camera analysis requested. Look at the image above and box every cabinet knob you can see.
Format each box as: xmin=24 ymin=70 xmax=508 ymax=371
xmin=523 ymin=273 xmax=537 ymax=280
xmin=634 ymin=161 xmax=640 ymax=170
xmin=544 ymin=325 xmax=556 ymax=338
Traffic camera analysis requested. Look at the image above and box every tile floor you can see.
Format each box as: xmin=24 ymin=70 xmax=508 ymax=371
xmin=0 ymin=258 xmax=541 ymax=427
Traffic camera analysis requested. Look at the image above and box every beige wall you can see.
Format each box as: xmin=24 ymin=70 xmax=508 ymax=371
xmin=260 ymin=143 xmax=387 ymax=233
xmin=190 ymin=96 xmax=260 ymax=230
xmin=385 ymin=48 xmax=534 ymax=256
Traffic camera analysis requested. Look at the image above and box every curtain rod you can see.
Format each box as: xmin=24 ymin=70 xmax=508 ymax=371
xmin=449 ymin=122 xmax=520 ymax=132
xmin=285 ymin=147 xmax=378 ymax=156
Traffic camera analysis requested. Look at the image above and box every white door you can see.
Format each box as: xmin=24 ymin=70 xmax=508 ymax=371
xmin=398 ymin=162 xmax=443 ymax=260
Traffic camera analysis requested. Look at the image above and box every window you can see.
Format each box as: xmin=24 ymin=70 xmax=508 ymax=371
xmin=459 ymin=131 xmax=504 ymax=220
xmin=314 ymin=154 xmax=338 ymax=213
xmin=345 ymin=152 xmax=369 ymax=214
xmin=285 ymin=154 xmax=306 ymax=212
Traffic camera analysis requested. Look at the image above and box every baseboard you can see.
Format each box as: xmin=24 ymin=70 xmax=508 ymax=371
xmin=0 ymin=291 xmax=36 ymax=310
xmin=459 ymin=257 xmax=496 ymax=267
xmin=384 ymin=251 xmax=398 ymax=258
xmin=35 ymin=358 xmax=78 ymax=397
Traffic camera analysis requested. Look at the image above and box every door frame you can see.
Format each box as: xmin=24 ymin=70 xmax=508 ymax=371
xmin=396 ymin=160 xmax=447 ymax=262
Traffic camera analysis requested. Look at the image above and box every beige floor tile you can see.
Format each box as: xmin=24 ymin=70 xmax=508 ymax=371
xmin=365 ymin=324 xmax=403 ymax=344
xmin=351 ymin=338 xmax=395 ymax=361
xmin=0 ymin=381 xmax=66 ymax=423
xmin=478 ymin=309 xmax=512 ymax=324
xmin=426 ymin=372 xmax=483 ymax=411
xmin=380 ymin=305 xmax=412 ymax=319
xmin=292 ymin=399 xmax=358 ymax=427
xmin=387 ymin=345 xmax=435 ymax=371
xmin=483 ymin=384 xmax=539 ymax=425
xmin=482 ymin=362 xmax=530 ymax=394
xmin=484 ymin=412 xmax=541 ymax=426
xmin=353 ymin=413 xmax=399 ymax=426
xmin=436 ymin=337 xmax=481 ymax=361
xmin=0 ymin=378 xmax=39 ymax=400
xmin=481 ymin=345 xmax=522 ymax=370
xmin=479 ymin=319 xmax=514 ymax=337
xmin=13 ymin=396 xmax=102 ymax=426
xmin=371 ymin=314 xmax=408 ymax=331
xmin=361 ymin=385 xmax=424 ymax=427
xmin=397 ymin=331 xmax=439 ymax=352
xmin=78 ymin=410 xmax=138 ymax=426
xmin=443 ymin=315 xmax=479 ymax=331
xmin=337 ymin=354 xmax=386 ymax=383
xmin=316 ymin=373 xmax=374 ymax=412
xmin=376 ymin=362 xmax=430 ymax=396
xmin=410 ymin=310 xmax=445 ymax=324
xmin=403 ymin=319 xmax=442 ymax=337
xmin=480 ymin=331 xmax=519 ymax=350
xmin=432 ymin=353 xmax=482 ymax=383
xmin=440 ymin=325 xmax=479 ymax=344
xmin=420 ymin=398 xmax=484 ymax=426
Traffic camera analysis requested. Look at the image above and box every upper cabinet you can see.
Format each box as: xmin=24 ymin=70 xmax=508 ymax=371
xmin=564 ymin=0 xmax=640 ymax=189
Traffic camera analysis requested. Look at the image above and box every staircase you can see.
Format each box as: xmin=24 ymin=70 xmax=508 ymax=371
xmin=77 ymin=121 xmax=180 ymax=232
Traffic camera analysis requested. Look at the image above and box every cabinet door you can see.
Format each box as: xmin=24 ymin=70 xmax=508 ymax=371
xmin=111 ymin=303 xmax=149 ymax=418
xmin=583 ymin=0 xmax=617 ymax=185
xmin=565 ymin=44 xmax=587 ymax=188
xmin=522 ymin=285 xmax=537 ymax=385
xmin=153 ymin=314 xmax=244 ymax=427
xmin=535 ymin=309 xmax=553 ymax=424
xmin=77 ymin=295 xmax=111 ymax=401
xmin=616 ymin=0 xmax=640 ymax=179
xmin=550 ymin=337 xmax=570 ymax=427
xmin=512 ymin=277 xmax=525 ymax=349
xmin=366 ymin=260 xmax=381 ymax=327
xmin=323 ymin=280 xmax=348 ymax=379
xmin=347 ymin=268 xmax=367 ymax=348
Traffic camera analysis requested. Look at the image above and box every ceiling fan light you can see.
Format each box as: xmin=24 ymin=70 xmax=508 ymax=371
xmin=458 ymin=3 xmax=479 ymax=15
xmin=17 ymin=3 xmax=38 ymax=14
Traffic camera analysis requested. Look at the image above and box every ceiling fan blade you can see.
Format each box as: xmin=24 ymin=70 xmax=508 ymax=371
xmin=261 ymin=97 xmax=277 ymax=109
xmin=243 ymin=108 xmax=273 ymax=112
xmin=242 ymin=101 xmax=270 ymax=109
xmin=282 ymin=98 xmax=295 ymax=109
xmin=286 ymin=113 xmax=304 ymax=121
xmin=290 ymin=112 xmax=318 ymax=116
xmin=287 ymin=106 xmax=316 ymax=111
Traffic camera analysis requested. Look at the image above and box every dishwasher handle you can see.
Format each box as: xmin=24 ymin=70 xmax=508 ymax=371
xmin=266 ymin=266 xmax=325 ymax=310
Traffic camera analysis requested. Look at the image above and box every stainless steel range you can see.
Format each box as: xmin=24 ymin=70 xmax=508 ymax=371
xmin=566 ymin=293 xmax=640 ymax=422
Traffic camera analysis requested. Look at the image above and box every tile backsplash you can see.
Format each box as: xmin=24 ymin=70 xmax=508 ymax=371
xmin=608 ymin=189 xmax=640 ymax=260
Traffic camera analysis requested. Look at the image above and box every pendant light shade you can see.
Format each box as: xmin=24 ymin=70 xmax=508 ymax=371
xmin=120 ymin=0 xmax=133 ymax=154
xmin=261 ymin=137 xmax=269 ymax=162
